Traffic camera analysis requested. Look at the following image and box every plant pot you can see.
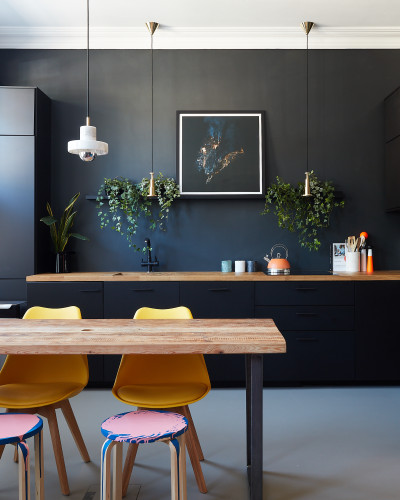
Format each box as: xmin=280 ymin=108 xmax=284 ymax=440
xmin=55 ymin=252 xmax=68 ymax=273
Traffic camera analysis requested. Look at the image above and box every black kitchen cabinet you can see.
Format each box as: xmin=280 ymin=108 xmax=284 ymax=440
xmin=256 ymin=281 xmax=355 ymax=383
xmin=103 ymin=282 xmax=180 ymax=385
xmin=384 ymin=87 xmax=400 ymax=211
xmin=180 ymin=282 xmax=253 ymax=386
xmin=27 ymin=282 xmax=104 ymax=385
xmin=355 ymin=281 xmax=400 ymax=381
xmin=0 ymin=87 xmax=51 ymax=300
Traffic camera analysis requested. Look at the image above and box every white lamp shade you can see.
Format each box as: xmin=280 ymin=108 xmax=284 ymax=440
xmin=68 ymin=125 xmax=108 ymax=156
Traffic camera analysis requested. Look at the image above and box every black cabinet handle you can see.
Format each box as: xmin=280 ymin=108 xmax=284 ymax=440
xmin=296 ymin=312 xmax=318 ymax=317
xmin=296 ymin=337 xmax=318 ymax=342
xmin=80 ymin=289 xmax=102 ymax=293
xmin=130 ymin=288 xmax=154 ymax=292
xmin=207 ymin=288 xmax=230 ymax=292
xmin=295 ymin=287 xmax=317 ymax=291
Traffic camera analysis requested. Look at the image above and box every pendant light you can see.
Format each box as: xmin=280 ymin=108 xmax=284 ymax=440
xmin=146 ymin=22 xmax=159 ymax=197
xmin=68 ymin=0 xmax=108 ymax=162
xmin=301 ymin=21 xmax=314 ymax=197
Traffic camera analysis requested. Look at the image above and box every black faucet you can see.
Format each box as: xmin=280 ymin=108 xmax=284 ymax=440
xmin=141 ymin=238 xmax=159 ymax=273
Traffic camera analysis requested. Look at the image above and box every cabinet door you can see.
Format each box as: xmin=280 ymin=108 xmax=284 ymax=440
xmin=180 ymin=282 xmax=254 ymax=386
xmin=103 ymin=282 xmax=180 ymax=385
xmin=0 ymin=136 xmax=35 ymax=278
xmin=355 ymin=281 xmax=400 ymax=381
xmin=263 ymin=331 xmax=355 ymax=382
xmin=27 ymin=282 xmax=104 ymax=385
xmin=0 ymin=88 xmax=35 ymax=135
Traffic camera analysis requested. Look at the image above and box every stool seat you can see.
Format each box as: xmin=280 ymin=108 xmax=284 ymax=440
xmin=0 ymin=413 xmax=43 ymax=444
xmin=101 ymin=410 xmax=188 ymax=444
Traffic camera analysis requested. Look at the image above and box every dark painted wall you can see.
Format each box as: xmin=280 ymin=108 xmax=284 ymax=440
xmin=1 ymin=49 xmax=400 ymax=272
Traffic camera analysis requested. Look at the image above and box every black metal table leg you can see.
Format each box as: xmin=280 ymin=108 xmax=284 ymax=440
xmin=245 ymin=353 xmax=263 ymax=500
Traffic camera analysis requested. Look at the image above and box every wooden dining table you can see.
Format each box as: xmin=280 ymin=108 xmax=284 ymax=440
xmin=0 ymin=317 xmax=286 ymax=500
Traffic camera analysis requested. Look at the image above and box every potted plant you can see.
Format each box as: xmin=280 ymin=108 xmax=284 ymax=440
xmin=40 ymin=192 xmax=88 ymax=272
xmin=262 ymin=171 xmax=344 ymax=251
xmin=97 ymin=173 xmax=180 ymax=251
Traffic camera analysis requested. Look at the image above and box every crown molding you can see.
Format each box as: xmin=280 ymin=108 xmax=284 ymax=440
xmin=1 ymin=26 xmax=400 ymax=50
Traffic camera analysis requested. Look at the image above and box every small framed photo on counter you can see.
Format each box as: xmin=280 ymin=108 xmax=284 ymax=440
xmin=332 ymin=243 xmax=346 ymax=272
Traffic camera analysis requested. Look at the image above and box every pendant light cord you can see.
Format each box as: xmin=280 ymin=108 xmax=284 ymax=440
xmin=306 ymin=31 xmax=309 ymax=173
xmin=86 ymin=0 xmax=90 ymax=120
xmin=151 ymin=31 xmax=154 ymax=175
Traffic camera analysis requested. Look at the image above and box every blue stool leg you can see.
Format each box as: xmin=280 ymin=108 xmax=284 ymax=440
xmin=17 ymin=440 xmax=30 ymax=500
xmin=101 ymin=439 xmax=117 ymax=500
xmin=34 ymin=429 xmax=44 ymax=500
xmin=169 ymin=434 xmax=187 ymax=500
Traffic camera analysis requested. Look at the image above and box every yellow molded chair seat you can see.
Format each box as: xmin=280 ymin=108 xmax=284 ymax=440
xmin=0 ymin=306 xmax=90 ymax=496
xmin=111 ymin=306 xmax=211 ymax=495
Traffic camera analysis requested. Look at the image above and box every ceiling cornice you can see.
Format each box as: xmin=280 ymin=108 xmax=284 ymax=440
xmin=1 ymin=26 xmax=400 ymax=50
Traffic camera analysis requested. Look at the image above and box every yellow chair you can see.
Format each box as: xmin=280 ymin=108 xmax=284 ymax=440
xmin=0 ymin=306 xmax=90 ymax=496
xmin=112 ymin=306 xmax=211 ymax=495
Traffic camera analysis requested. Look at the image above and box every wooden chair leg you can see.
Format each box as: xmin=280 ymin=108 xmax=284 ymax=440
xmin=14 ymin=443 xmax=19 ymax=463
xmin=17 ymin=441 xmax=30 ymax=500
xmin=174 ymin=406 xmax=207 ymax=493
xmin=60 ymin=399 xmax=90 ymax=462
xmin=182 ymin=406 xmax=204 ymax=461
xmin=40 ymin=407 xmax=70 ymax=495
xmin=113 ymin=442 xmax=123 ymax=500
xmin=101 ymin=439 xmax=116 ymax=500
xmin=122 ymin=443 xmax=139 ymax=498
xmin=169 ymin=438 xmax=179 ymax=500
xmin=34 ymin=430 xmax=44 ymax=500
xmin=0 ymin=444 xmax=5 ymax=460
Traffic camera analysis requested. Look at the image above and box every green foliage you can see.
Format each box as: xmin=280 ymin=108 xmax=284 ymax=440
xmin=40 ymin=193 xmax=88 ymax=253
xmin=97 ymin=173 xmax=180 ymax=251
xmin=262 ymin=171 xmax=345 ymax=251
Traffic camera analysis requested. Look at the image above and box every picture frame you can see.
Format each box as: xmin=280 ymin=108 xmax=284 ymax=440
xmin=176 ymin=111 xmax=265 ymax=198
xmin=332 ymin=242 xmax=346 ymax=272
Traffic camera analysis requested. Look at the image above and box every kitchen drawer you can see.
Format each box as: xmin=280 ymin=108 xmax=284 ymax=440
xmin=180 ymin=282 xmax=254 ymax=318
xmin=255 ymin=281 xmax=354 ymax=306
xmin=263 ymin=330 xmax=355 ymax=382
xmin=27 ymin=282 xmax=104 ymax=318
xmin=104 ymin=282 xmax=179 ymax=318
xmin=255 ymin=305 xmax=354 ymax=331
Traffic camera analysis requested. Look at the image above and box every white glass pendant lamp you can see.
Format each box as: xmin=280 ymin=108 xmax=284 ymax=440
xmin=68 ymin=0 xmax=108 ymax=162
xmin=301 ymin=21 xmax=314 ymax=197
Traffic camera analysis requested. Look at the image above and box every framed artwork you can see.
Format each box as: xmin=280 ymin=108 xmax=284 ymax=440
xmin=177 ymin=111 xmax=265 ymax=198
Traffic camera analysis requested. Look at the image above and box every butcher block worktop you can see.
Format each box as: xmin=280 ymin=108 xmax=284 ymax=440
xmin=26 ymin=271 xmax=400 ymax=282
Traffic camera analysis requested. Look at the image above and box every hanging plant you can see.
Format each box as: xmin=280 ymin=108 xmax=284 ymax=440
xmin=97 ymin=174 xmax=180 ymax=251
xmin=262 ymin=171 xmax=344 ymax=251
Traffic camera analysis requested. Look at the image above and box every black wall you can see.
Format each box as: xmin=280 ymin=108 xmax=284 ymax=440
xmin=1 ymin=49 xmax=400 ymax=272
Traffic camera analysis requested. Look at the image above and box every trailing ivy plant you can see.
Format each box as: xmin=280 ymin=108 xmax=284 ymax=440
xmin=262 ymin=171 xmax=344 ymax=251
xmin=97 ymin=173 xmax=180 ymax=251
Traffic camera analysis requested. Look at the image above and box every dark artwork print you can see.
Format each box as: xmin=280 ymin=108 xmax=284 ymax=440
xmin=178 ymin=113 xmax=263 ymax=197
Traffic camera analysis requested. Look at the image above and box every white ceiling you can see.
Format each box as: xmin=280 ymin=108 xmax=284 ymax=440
xmin=1 ymin=0 xmax=400 ymax=49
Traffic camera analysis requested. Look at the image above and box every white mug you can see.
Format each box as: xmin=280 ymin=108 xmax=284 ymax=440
xmin=235 ymin=260 xmax=246 ymax=273
xmin=346 ymin=251 xmax=360 ymax=272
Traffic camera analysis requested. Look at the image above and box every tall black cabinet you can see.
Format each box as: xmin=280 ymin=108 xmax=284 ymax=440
xmin=0 ymin=87 xmax=51 ymax=300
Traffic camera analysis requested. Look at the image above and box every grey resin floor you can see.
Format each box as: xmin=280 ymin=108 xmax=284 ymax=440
xmin=1 ymin=387 xmax=400 ymax=499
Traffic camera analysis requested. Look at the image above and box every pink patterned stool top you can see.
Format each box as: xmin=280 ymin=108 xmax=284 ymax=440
xmin=101 ymin=410 xmax=188 ymax=444
xmin=0 ymin=413 xmax=43 ymax=445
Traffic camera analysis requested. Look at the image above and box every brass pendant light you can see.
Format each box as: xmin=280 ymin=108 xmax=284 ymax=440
xmin=301 ymin=21 xmax=314 ymax=197
xmin=146 ymin=22 xmax=159 ymax=198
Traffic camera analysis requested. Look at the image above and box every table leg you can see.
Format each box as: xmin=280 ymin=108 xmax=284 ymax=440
xmin=246 ymin=353 xmax=263 ymax=500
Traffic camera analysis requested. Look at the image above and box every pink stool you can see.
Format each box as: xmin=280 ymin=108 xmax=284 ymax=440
xmin=0 ymin=413 xmax=44 ymax=500
xmin=100 ymin=410 xmax=188 ymax=500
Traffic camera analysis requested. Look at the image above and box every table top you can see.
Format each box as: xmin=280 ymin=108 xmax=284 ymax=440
xmin=26 ymin=271 xmax=400 ymax=282
xmin=0 ymin=318 xmax=286 ymax=355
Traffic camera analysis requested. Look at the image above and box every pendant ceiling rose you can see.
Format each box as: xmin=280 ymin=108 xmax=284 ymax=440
xmin=301 ymin=21 xmax=314 ymax=36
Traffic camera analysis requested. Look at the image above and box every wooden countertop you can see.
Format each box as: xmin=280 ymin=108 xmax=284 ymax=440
xmin=0 ymin=318 xmax=285 ymax=355
xmin=26 ymin=271 xmax=400 ymax=282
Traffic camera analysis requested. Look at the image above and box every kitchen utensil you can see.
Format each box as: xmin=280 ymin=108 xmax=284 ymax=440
xmin=264 ymin=244 xmax=290 ymax=275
